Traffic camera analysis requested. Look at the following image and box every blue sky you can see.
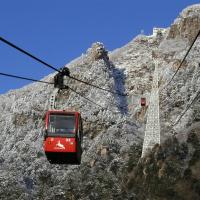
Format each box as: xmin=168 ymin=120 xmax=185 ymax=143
xmin=0 ymin=0 xmax=199 ymax=94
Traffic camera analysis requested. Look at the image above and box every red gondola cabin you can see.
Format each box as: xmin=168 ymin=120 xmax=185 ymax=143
xmin=141 ymin=98 xmax=146 ymax=107
xmin=43 ymin=110 xmax=83 ymax=164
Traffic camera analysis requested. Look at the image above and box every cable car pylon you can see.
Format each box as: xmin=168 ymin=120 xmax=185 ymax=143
xmin=141 ymin=60 xmax=160 ymax=157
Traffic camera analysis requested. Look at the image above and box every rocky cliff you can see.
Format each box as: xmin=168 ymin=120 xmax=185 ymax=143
xmin=0 ymin=4 xmax=200 ymax=200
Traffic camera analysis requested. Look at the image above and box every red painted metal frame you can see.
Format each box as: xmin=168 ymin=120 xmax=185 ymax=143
xmin=44 ymin=110 xmax=80 ymax=153
xmin=141 ymin=98 xmax=146 ymax=106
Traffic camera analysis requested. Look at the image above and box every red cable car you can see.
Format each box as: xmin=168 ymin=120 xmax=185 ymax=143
xmin=141 ymin=97 xmax=146 ymax=107
xmin=43 ymin=110 xmax=83 ymax=164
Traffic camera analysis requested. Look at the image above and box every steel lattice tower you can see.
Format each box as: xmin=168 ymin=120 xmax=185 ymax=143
xmin=142 ymin=60 xmax=160 ymax=157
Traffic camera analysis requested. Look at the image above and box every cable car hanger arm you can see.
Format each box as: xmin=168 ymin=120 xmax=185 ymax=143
xmin=0 ymin=71 xmax=120 ymax=115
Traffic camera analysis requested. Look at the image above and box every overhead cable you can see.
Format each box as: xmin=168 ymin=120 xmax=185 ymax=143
xmin=68 ymin=75 xmax=127 ymax=96
xmin=0 ymin=36 xmax=127 ymax=96
xmin=173 ymin=89 xmax=200 ymax=126
xmin=0 ymin=72 xmax=54 ymax=85
xmin=0 ymin=71 xmax=120 ymax=115
xmin=0 ymin=37 xmax=61 ymax=73
xmin=68 ymin=86 xmax=120 ymax=114
xmin=164 ymin=29 xmax=200 ymax=88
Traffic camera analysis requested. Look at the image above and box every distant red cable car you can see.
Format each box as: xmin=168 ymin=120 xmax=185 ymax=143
xmin=141 ymin=97 xmax=146 ymax=107
xmin=43 ymin=110 xmax=83 ymax=164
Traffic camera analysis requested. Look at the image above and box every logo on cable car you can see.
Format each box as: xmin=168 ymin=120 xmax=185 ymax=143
xmin=54 ymin=140 xmax=65 ymax=150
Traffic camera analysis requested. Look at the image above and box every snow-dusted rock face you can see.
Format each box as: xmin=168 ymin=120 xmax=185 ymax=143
xmin=168 ymin=4 xmax=200 ymax=41
xmin=0 ymin=4 xmax=200 ymax=200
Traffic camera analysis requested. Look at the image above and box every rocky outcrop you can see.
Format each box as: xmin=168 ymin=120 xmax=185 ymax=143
xmin=167 ymin=4 xmax=200 ymax=41
xmin=125 ymin=130 xmax=200 ymax=200
xmin=86 ymin=42 xmax=109 ymax=61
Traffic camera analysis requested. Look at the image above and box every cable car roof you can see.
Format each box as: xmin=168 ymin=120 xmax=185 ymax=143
xmin=47 ymin=110 xmax=81 ymax=115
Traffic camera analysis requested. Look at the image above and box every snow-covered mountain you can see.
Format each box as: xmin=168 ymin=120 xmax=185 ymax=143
xmin=0 ymin=4 xmax=200 ymax=200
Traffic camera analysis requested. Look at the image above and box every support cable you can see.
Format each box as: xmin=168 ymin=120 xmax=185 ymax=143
xmin=0 ymin=72 xmax=54 ymax=85
xmin=68 ymin=75 xmax=127 ymax=96
xmin=161 ymin=29 xmax=200 ymax=89
xmin=0 ymin=71 xmax=120 ymax=115
xmin=0 ymin=36 xmax=127 ymax=96
xmin=173 ymin=89 xmax=200 ymax=126
xmin=0 ymin=37 xmax=60 ymax=73
xmin=68 ymin=86 xmax=120 ymax=114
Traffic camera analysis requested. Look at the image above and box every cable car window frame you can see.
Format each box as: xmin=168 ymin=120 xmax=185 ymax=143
xmin=47 ymin=113 xmax=77 ymax=137
xmin=79 ymin=116 xmax=83 ymax=142
xmin=77 ymin=115 xmax=83 ymax=142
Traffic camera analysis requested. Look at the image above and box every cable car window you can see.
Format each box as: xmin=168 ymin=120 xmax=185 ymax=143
xmin=48 ymin=114 xmax=75 ymax=134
